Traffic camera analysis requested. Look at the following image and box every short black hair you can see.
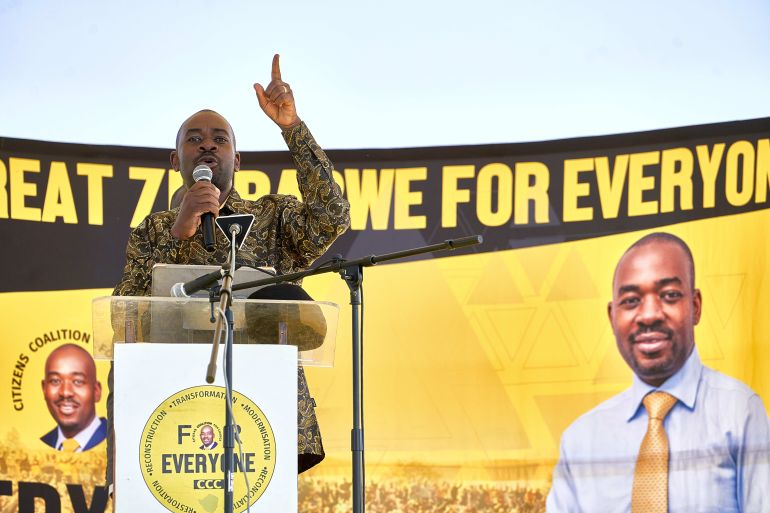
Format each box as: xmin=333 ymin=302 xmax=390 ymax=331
xmin=175 ymin=109 xmax=236 ymax=150
xmin=621 ymin=232 xmax=696 ymax=289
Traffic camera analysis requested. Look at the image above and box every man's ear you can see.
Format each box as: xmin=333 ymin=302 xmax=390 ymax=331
xmin=170 ymin=150 xmax=179 ymax=171
xmin=234 ymin=151 xmax=241 ymax=172
xmin=692 ymin=288 xmax=703 ymax=325
xmin=94 ymin=380 xmax=102 ymax=403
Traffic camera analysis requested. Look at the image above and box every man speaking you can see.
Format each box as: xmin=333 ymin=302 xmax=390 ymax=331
xmin=114 ymin=54 xmax=349 ymax=290
xmin=109 ymin=54 xmax=350 ymax=486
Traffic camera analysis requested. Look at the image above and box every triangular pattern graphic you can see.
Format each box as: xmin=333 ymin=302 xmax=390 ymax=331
xmin=486 ymin=307 xmax=537 ymax=362
xmin=468 ymin=254 xmax=523 ymax=305
xmin=704 ymin=274 xmax=745 ymax=328
xmin=523 ymin=310 xmax=579 ymax=369
xmin=515 ymin=244 xmax=560 ymax=295
xmin=547 ymin=249 xmax=599 ymax=301
xmin=436 ymin=259 xmax=485 ymax=307
xmin=557 ymin=299 xmax=610 ymax=363
xmin=696 ymin=314 xmax=726 ymax=361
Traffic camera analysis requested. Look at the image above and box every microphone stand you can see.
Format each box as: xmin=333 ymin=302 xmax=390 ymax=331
xmin=180 ymin=213 xmax=253 ymax=513
xmin=206 ymin=223 xmax=241 ymax=513
xmin=231 ymin=235 xmax=482 ymax=513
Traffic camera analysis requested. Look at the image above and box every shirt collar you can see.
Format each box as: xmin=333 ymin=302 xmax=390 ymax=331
xmin=624 ymin=346 xmax=703 ymax=421
xmin=221 ymin=187 xmax=243 ymax=215
xmin=56 ymin=415 xmax=102 ymax=452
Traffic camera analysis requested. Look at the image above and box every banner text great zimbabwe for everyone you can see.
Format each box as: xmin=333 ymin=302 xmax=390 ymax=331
xmin=1 ymin=136 xmax=768 ymax=230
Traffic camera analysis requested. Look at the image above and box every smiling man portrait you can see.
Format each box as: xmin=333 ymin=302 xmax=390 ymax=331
xmin=40 ymin=343 xmax=107 ymax=453
xmin=199 ymin=424 xmax=218 ymax=450
xmin=547 ymin=232 xmax=770 ymax=513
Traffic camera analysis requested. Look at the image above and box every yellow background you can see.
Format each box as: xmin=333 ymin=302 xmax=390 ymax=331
xmin=1 ymin=210 xmax=769 ymax=510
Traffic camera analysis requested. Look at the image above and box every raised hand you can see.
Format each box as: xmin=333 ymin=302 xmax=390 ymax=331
xmin=254 ymin=54 xmax=301 ymax=130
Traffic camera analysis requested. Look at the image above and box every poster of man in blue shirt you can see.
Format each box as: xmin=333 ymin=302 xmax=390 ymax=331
xmin=40 ymin=343 xmax=108 ymax=453
xmin=547 ymin=232 xmax=770 ymax=513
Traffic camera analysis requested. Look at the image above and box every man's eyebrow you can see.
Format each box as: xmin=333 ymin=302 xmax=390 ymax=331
xmin=656 ymin=277 xmax=682 ymax=287
xmin=617 ymin=284 xmax=640 ymax=295
xmin=184 ymin=128 xmax=230 ymax=135
xmin=46 ymin=371 xmax=86 ymax=377
xmin=617 ymin=277 xmax=682 ymax=296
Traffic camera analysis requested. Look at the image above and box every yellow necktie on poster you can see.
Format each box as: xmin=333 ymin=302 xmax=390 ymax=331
xmin=632 ymin=391 xmax=678 ymax=513
xmin=61 ymin=438 xmax=80 ymax=452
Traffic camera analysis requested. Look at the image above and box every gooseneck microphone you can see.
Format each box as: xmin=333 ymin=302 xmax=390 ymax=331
xmin=170 ymin=268 xmax=227 ymax=298
xmin=193 ymin=164 xmax=216 ymax=251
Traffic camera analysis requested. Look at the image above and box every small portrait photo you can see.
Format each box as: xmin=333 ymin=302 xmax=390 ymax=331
xmin=198 ymin=424 xmax=218 ymax=450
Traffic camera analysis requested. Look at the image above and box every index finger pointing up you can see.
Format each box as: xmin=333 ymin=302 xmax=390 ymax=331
xmin=272 ymin=54 xmax=281 ymax=81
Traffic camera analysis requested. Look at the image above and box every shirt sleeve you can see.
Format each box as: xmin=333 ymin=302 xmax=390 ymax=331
xmin=278 ymin=121 xmax=350 ymax=270
xmin=112 ymin=215 xmax=171 ymax=297
xmin=737 ymin=393 xmax=770 ymax=512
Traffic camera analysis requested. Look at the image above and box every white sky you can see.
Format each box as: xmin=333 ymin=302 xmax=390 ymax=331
xmin=1 ymin=0 xmax=768 ymax=151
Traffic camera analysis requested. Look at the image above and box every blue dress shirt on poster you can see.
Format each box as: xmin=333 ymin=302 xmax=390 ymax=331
xmin=547 ymin=349 xmax=770 ymax=512
xmin=40 ymin=416 xmax=108 ymax=452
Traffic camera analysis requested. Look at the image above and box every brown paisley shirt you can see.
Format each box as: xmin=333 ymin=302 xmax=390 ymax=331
xmin=110 ymin=121 xmax=350 ymax=475
xmin=113 ymin=121 xmax=350 ymax=295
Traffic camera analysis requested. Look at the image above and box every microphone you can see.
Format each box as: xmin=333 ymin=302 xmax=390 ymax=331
xmin=170 ymin=267 xmax=227 ymax=298
xmin=193 ymin=164 xmax=216 ymax=251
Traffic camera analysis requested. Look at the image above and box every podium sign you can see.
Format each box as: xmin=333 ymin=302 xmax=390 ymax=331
xmin=114 ymin=343 xmax=298 ymax=513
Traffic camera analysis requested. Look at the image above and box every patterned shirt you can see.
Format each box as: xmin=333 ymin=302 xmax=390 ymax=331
xmin=114 ymin=121 xmax=350 ymax=295
xmin=111 ymin=121 xmax=350 ymax=474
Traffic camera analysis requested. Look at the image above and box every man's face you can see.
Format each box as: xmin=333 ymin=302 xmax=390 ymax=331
xmin=171 ymin=110 xmax=240 ymax=195
xmin=608 ymin=241 xmax=702 ymax=386
xmin=41 ymin=346 xmax=101 ymax=437
xmin=200 ymin=425 xmax=214 ymax=446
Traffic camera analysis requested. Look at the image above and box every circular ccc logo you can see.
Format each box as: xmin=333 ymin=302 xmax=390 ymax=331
xmin=140 ymin=385 xmax=276 ymax=513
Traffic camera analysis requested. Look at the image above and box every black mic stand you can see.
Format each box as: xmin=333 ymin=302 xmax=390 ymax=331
xmin=231 ymin=234 xmax=483 ymax=513
xmin=182 ymin=213 xmax=253 ymax=513
xmin=205 ymin=223 xmax=239 ymax=513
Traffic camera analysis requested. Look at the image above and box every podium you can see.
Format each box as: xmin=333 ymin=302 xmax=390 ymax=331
xmin=92 ymin=296 xmax=339 ymax=513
